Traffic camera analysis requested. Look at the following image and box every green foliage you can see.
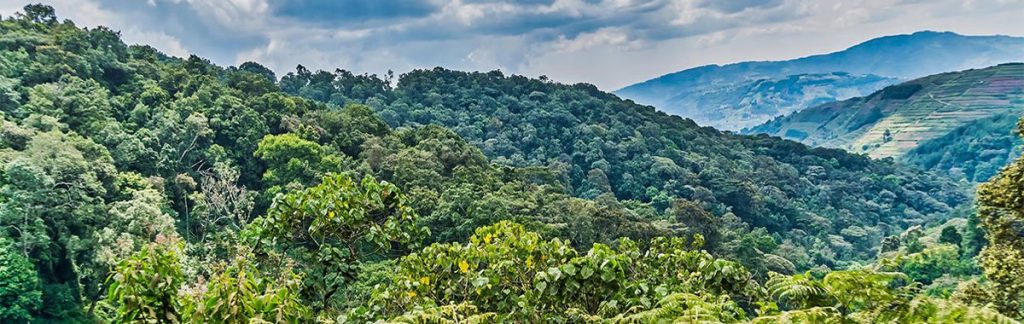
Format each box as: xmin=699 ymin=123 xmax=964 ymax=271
xmin=99 ymin=172 xmax=179 ymax=268
xmin=106 ymin=240 xmax=184 ymax=323
xmin=0 ymin=117 xmax=117 ymax=317
xmin=0 ymin=5 xmax=1017 ymax=322
xmin=254 ymin=133 xmax=341 ymax=190
xmin=880 ymin=244 xmax=974 ymax=284
xmin=607 ymin=293 xmax=746 ymax=323
xmin=974 ymin=118 xmax=1024 ymax=318
xmin=765 ymin=272 xmax=832 ymax=310
xmin=107 ymin=241 xmax=309 ymax=323
xmin=759 ymin=268 xmax=1017 ymax=323
xmin=0 ymin=238 xmax=41 ymax=322
xmin=385 ymin=303 xmax=497 ymax=324
xmin=874 ymin=296 xmax=1018 ymax=323
xmin=180 ymin=254 xmax=309 ymax=323
xmin=256 ymin=173 xmax=427 ymax=311
xmin=939 ymin=225 xmax=963 ymax=246
xmin=260 ymin=173 xmax=426 ymax=257
xmin=907 ymin=112 xmax=1022 ymax=182
xmin=963 ymin=209 xmax=988 ymax=257
xmin=357 ymin=221 xmax=577 ymax=321
xmin=751 ymin=307 xmax=845 ymax=323
xmin=286 ymin=65 xmax=967 ymax=271
xmin=821 ymin=270 xmax=910 ymax=313
xmin=357 ymin=221 xmax=760 ymax=322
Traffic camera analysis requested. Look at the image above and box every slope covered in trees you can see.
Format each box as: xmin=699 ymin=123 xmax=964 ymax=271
xmin=284 ymin=63 xmax=967 ymax=267
xmin=0 ymin=5 xmax=1015 ymax=323
xmin=750 ymin=63 xmax=1024 ymax=182
xmin=905 ymin=113 xmax=1023 ymax=182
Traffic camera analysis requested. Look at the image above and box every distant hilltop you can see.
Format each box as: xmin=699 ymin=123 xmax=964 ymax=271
xmin=615 ymin=31 xmax=1024 ymax=131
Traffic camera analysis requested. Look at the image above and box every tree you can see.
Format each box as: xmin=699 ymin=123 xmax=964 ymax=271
xmin=23 ymin=76 xmax=113 ymax=136
xmin=359 ymin=221 xmax=759 ymax=322
xmin=106 ymin=242 xmax=309 ymax=323
xmin=0 ymin=238 xmax=42 ymax=322
xmin=765 ymin=271 xmax=832 ymax=310
xmin=889 ymin=244 xmax=971 ymax=285
xmin=97 ymin=172 xmax=178 ymax=268
xmin=253 ymin=133 xmax=342 ymax=192
xmin=975 ymin=120 xmax=1024 ymax=318
xmin=939 ymin=226 xmax=962 ymax=247
xmin=256 ymin=173 xmax=427 ymax=311
xmin=0 ymin=119 xmax=116 ymax=317
xmin=237 ymin=61 xmax=276 ymax=83
xmin=670 ymin=199 xmax=720 ymax=247
xmin=106 ymin=240 xmax=184 ymax=323
xmin=188 ymin=163 xmax=255 ymax=242
xmin=180 ymin=254 xmax=309 ymax=323
xmin=18 ymin=4 xmax=56 ymax=24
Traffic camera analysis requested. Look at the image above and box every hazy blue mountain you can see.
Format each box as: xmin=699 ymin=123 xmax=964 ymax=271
xmin=661 ymin=72 xmax=898 ymax=130
xmin=615 ymin=31 xmax=1024 ymax=130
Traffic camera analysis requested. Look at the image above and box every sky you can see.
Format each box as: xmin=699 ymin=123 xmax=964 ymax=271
xmin=2 ymin=0 xmax=1022 ymax=90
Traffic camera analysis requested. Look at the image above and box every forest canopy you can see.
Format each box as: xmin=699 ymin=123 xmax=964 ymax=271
xmin=0 ymin=4 xmax=1018 ymax=323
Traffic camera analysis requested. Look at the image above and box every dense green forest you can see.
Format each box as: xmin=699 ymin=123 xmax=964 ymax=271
xmin=905 ymin=112 xmax=1023 ymax=182
xmin=747 ymin=62 xmax=1024 ymax=183
xmin=279 ymin=58 xmax=968 ymax=268
xmin=0 ymin=5 xmax=1020 ymax=323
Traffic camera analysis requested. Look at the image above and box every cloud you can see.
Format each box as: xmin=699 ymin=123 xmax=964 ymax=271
xmin=123 ymin=29 xmax=191 ymax=57
xmin=697 ymin=0 xmax=784 ymax=14
xmin=0 ymin=0 xmax=1020 ymax=90
xmin=271 ymin=0 xmax=440 ymax=24
xmin=553 ymin=27 xmax=638 ymax=52
xmin=0 ymin=0 xmax=194 ymax=58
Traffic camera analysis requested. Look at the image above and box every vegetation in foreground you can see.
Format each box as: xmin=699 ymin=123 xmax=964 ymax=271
xmin=0 ymin=4 xmax=1019 ymax=323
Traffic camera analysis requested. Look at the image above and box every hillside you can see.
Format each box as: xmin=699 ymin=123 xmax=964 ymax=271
xmin=1 ymin=5 xmax=1015 ymax=323
xmin=663 ymin=72 xmax=896 ymax=130
xmin=616 ymin=31 xmax=1024 ymax=130
xmin=748 ymin=63 xmax=1024 ymax=180
xmin=284 ymin=65 xmax=969 ymax=269
xmin=905 ymin=113 xmax=1023 ymax=182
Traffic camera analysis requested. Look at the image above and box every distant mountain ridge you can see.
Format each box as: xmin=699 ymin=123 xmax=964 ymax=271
xmin=615 ymin=31 xmax=1024 ymax=130
xmin=661 ymin=72 xmax=897 ymax=130
xmin=748 ymin=63 xmax=1024 ymax=181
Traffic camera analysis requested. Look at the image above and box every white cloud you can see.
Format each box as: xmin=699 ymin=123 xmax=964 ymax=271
xmin=553 ymin=27 xmax=638 ymax=53
xmin=0 ymin=0 xmax=1021 ymax=89
xmin=125 ymin=29 xmax=190 ymax=57
xmin=0 ymin=0 xmax=194 ymax=58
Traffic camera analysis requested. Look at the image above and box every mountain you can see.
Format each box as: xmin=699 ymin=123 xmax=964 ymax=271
xmin=616 ymin=31 xmax=1024 ymax=130
xmin=0 ymin=5 xmax=1010 ymax=322
xmin=660 ymin=72 xmax=897 ymax=130
xmin=749 ymin=63 xmax=1024 ymax=181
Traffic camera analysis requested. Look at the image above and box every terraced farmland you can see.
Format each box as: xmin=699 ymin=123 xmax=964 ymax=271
xmin=749 ymin=63 xmax=1024 ymax=160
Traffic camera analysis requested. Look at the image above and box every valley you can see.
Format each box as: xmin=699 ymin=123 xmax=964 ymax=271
xmin=2 ymin=3 xmax=1024 ymax=323
xmin=616 ymin=31 xmax=1024 ymax=131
